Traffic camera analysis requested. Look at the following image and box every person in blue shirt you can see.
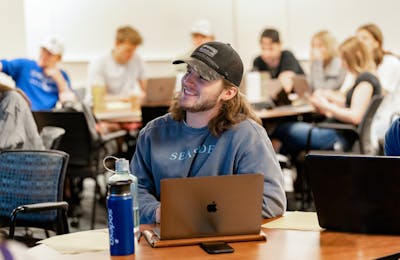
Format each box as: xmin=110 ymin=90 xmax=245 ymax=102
xmin=0 ymin=36 xmax=75 ymax=111
xmin=132 ymin=42 xmax=286 ymax=224
xmin=384 ymin=118 xmax=400 ymax=156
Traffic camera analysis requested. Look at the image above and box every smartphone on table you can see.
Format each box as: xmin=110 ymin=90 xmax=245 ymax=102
xmin=200 ymin=241 xmax=234 ymax=254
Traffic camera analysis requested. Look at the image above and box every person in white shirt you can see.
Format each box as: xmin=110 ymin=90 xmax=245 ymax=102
xmin=85 ymin=25 xmax=147 ymax=104
xmin=356 ymin=23 xmax=400 ymax=153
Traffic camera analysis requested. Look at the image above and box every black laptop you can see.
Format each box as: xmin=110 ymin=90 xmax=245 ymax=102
xmin=305 ymin=153 xmax=400 ymax=235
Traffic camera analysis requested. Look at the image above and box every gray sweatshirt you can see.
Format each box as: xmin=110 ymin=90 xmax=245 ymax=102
xmin=0 ymin=91 xmax=44 ymax=150
xmin=131 ymin=113 xmax=286 ymax=224
xmin=309 ymin=57 xmax=346 ymax=91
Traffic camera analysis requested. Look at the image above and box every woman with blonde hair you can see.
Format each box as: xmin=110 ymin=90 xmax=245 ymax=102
xmin=272 ymin=37 xmax=381 ymax=158
xmin=309 ymin=30 xmax=346 ymax=90
xmin=0 ymin=84 xmax=44 ymax=150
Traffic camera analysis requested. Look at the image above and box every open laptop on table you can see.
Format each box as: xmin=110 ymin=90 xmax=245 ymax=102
xmin=305 ymin=153 xmax=400 ymax=234
xmin=157 ymin=174 xmax=264 ymax=240
xmin=143 ymin=76 xmax=176 ymax=105
xmin=292 ymin=75 xmax=311 ymax=99
xmin=264 ymin=75 xmax=311 ymax=107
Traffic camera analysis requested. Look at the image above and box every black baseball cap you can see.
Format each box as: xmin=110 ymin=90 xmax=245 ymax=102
xmin=173 ymin=41 xmax=243 ymax=87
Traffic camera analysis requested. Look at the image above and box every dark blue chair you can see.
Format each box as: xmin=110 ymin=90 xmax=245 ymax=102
xmin=0 ymin=149 xmax=69 ymax=241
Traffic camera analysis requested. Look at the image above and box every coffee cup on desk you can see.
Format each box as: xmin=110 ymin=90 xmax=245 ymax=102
xmin=130 ymin=95 xmax=140 ymax=111
xmin=92 ymin=84 xmax=106 ymax=112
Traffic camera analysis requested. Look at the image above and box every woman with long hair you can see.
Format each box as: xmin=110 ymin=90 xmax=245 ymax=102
xmin=356 ymin=23 xmax=400 ymax=94
xmin=309 ymin=30 xmax=346 ymax=91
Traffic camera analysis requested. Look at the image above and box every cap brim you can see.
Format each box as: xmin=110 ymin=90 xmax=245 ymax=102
xmin=41 ymin=45 xmax=61 ymax=56
xmin=173 ymin=58 xmax=221 ymax=82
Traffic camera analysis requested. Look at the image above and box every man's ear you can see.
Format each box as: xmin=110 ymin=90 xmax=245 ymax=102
xmin=221 ymin=86 xmax=238 ymax=101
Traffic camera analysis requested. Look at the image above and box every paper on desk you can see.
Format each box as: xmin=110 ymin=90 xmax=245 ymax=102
xmin=262 ymin=211 xmax=324 ymax=231
xmin=37 ymin=229 xmax=109 ymax=254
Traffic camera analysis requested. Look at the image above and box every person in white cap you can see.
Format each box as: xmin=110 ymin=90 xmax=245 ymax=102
xmin=175 ymin=19 xmax=215 ymax=73
xmin=191 ymin=19 xmax=215 ymax=49
xmin=0 ymin=36 xmax=75 ymax=111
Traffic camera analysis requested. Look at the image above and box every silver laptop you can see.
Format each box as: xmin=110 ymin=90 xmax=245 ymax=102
xmin=144 ymin=77 xmax=176 ymax=105
xmin=159 ymin=174 xmax=264 ymax=240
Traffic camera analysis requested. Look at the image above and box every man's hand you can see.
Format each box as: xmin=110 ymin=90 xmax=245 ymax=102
xmin=44 ymin=67 xmax=76 ymax=103
xmin=278 ymin=71 xmax=295 ymax=93
xmin=44 ymin=67 xmax=64 ymax=81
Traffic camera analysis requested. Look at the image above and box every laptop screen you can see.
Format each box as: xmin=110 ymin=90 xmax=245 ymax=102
xmin=306 ymin=153 xmax=400 ymax=234
xmin=144 ymin=77 xmax=176 ymax=105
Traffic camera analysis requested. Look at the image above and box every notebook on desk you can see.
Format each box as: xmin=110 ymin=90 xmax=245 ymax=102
xmin=157 ymin=174 xmax=264 ymax=240
xmin=306 ymin=154 xmax=400 ymax=235
xmin=144 ymin=76 xmax=176 ymax=105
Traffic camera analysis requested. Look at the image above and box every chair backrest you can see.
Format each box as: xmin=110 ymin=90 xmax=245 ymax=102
xmin=357 ymin=95 xmax=384 ymax=154
xmin=33 ymin=111 xmax=97 ymax=166
xmin=141 ymin=105 xmax=169 ymax=128
xmin=40 ymin=126 xmax=66 ymax=150
xmin=0 ymin=150 xmax=69 ymax=223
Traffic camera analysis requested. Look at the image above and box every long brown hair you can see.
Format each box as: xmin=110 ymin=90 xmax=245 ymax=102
xmin=339 ymin=37 xmax=375 ymax=75
xmin=169 ymin=80 xmax=261 ymax=136
xmin=357 ymin=23 xmax=387 ymax=66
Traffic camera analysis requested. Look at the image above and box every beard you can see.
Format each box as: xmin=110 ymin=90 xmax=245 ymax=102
xmin=179 ymin=84 xmax=222 ymax=113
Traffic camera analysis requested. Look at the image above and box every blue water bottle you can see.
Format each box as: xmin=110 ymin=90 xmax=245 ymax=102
xmin=107 ymin=180 xmax=134 ymax=256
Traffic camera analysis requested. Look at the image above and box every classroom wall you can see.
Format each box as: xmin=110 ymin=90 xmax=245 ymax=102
xmin=2 ymin=0 xmax=400 ymax=88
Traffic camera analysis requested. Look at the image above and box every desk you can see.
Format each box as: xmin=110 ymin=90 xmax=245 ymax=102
xmin=255 ymin=104 xmax=315 ymax=119
xmin=94 ymin=110 xmax=142 ymax=123
xmin=28 ymin=216 xmax=400 ymax=259
xmin=94 ymin=103 xmax=315 ymax=123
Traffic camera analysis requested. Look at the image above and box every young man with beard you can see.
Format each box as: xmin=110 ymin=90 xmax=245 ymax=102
xmin=131 ymin=42 xmax=286 ymax=224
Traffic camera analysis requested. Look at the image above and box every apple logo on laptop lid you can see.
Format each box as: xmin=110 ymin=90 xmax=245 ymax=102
xmin=207 ymin=201 xmax=218 ymax=213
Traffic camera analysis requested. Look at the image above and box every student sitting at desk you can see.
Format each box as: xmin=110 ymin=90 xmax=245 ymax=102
xmin=132 ymin=42 xmax=286 ymax=224
xmin=309 ymin=30 xmax=346 ymax=91
xmin=252 ymin=28 xmax=304 ymax=94
xmin=272 ymin=37 xmax=381 ymax=158
xmin=85 ymin=25 xmax=147 ymax=104
xmin=0 ymin=36 xmax=76 ymax=111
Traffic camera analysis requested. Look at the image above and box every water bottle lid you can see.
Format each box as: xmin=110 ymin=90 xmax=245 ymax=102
xmin=115 ymin=158 xmax=130 ymax=173
xmin=108 ymin=179 xmax=132 ymax=195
